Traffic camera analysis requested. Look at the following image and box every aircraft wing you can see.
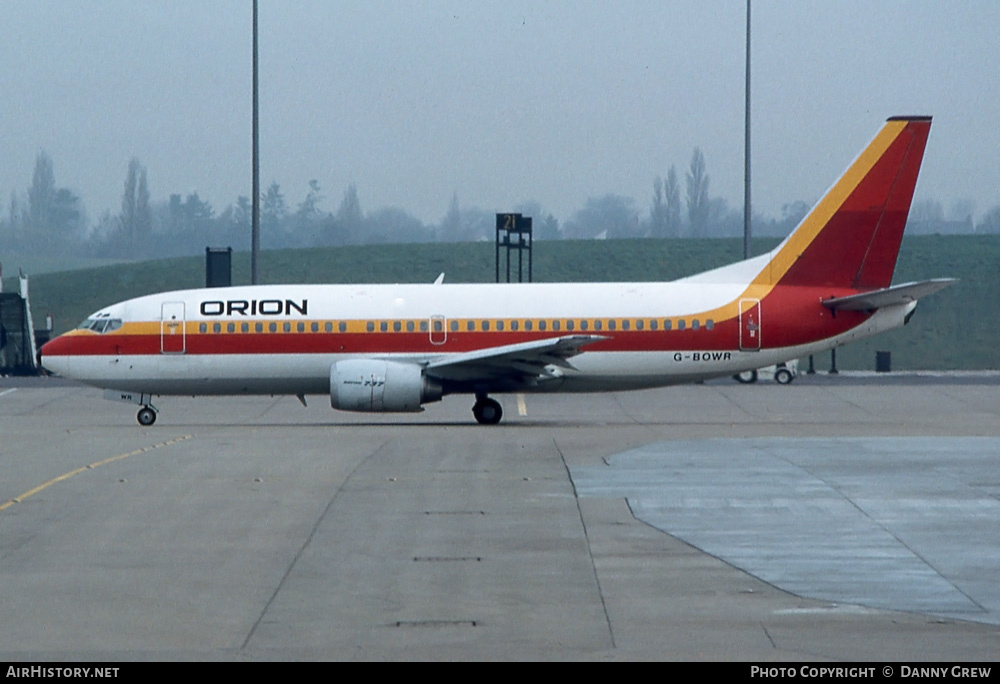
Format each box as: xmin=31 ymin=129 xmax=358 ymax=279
xmin=425 ymin=335 xmax=607 ymax=383
xmin=822 ymin=278 xmax=957 ymax=311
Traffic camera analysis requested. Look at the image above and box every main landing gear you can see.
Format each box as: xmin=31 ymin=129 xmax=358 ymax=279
xmin=472 ymin=396 xmax=502 ymax=425
xmin=136 ymin=405 xmax=158 ymax=426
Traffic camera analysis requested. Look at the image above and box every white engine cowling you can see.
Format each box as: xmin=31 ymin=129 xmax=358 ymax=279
xmin=330 ymin=359 xmax=442 ymax=413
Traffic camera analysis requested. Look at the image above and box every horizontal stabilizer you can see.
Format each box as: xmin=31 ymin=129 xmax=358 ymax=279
xmin=822 ymin=278 xmax=957 ymax=311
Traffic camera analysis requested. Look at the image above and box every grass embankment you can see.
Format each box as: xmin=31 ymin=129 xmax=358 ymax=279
xmin=10 ymin=235 xmax=998 ymax=370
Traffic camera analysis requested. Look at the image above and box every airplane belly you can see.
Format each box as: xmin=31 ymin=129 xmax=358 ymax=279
xmin=50 ymin=353 xmax=332 ymax=396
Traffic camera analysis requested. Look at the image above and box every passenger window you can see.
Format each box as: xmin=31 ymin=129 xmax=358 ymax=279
xmin=594 ymin=320 xmax=602 ymax=331
xmin=636 ymin=320 xmax=644 ymax=331
xmin=242 ymin=322 xmax=250 ymax=333
xmin=552 ymin=320 xmax=560 ymax=332
xmin=622 ymin=320 xmax=630 ymax=331
xmin=677 ymin=319 xmax=686 ymax=331
xmin=650 ymin=320 xmax=658 ymax=331
xmin=706 ymin=319 xmax=714 ymax=330
xmin=580 ymin=320 xmax=588 ymax=331
xmin=511 ymin=320 xmax=519 ymax=331
xmin=566 ymin=320 xmax=574 ymax=331
xmin=481 ymin=320 xmax=490 ymax=332
xmin=269 ymin=322 xmax=278 ymax=333
xmin=395 ymin=321 xmax=403 ymax=332
xmin=380 ymin=321 xmax=388 ymax=332
xmin=339 ymin=322 xmax=347 ymax=333
xmin=664 ymin=319 xmax=671 ymax=331
xmin=311 ymin=322 xmax=319 ymax=333
xmin=538 ymin=321 xmax=546 ymax=331
xmin=466 ymin=320 xmax=475 ymax=332
xmin=450 ymin=320 xmax=458 ymax=332
xmin=692 ymin=319 xmax=700 ymax=330
xmin=283 ymin=322 xmax=291 ymax=333
xmin=524 ymin=320 xmax=533 ymax=331
xmin=497 ymin=320 xmax=504 ymax=331
xmin=297 ymin=322 xmax=305 ymax=333
xmin=366 ymin=321 xmax=375 ymax=332
xmin=406 ymin=321 xmax=415 ymax=332
xmin=608 ymin=320 xmax=616 ymax=331
xmin=199 ymin=323 xmax=207 ymax=334
xmin=227 ymin=322 xmax=235 ymax=333
xmin=255 ymin=322 xmax=264 ymax=333
xmin=419 ymin=321 xmax=428 ymax=332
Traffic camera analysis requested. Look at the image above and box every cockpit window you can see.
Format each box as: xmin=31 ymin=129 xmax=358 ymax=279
xmin=76 ymin=317 xmax=123 ymax=334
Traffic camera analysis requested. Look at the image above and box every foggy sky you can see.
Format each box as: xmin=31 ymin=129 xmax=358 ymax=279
xmin=2 ymin=1 xmax=998 ymax=231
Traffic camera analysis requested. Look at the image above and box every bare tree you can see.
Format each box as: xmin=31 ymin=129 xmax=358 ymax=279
xmin=337 ymin=184 xmax=364 ymax=243
xmin=439 ymin=192 xmax=462 ymax=242
xmin=685 ymin=148 xmax=709 ymax=237
xmin=28 ymin=152 xmax=56 ymax=234
xmin=261 ymin=181 xmax=289 ymax=246
xmin=664 ymin=165 xmax=681 ymax=237
xmin=650 ymin=176 xmax=666 ymax=238
xmin=27 ymin=152 xmax=82 ymax=252
xmin=119 ymin=158 xmax=151 ymax=257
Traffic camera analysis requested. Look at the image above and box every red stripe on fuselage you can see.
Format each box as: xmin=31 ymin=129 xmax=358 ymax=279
xmin=42 ymin=284 xmax=872 ymax=358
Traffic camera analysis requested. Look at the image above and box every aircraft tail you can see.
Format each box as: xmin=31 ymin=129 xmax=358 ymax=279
xmin=765 ymin=116 xmax=932 ymax=290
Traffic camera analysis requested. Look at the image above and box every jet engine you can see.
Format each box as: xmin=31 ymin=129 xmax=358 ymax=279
xmin=330 ymin=359 xmax=442 ymax=412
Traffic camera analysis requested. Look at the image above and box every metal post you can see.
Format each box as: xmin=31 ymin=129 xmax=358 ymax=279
xmin=251 ymin=0 xmax=261 ymax=285
xmin=743 ymin=0 xmax=752 ymax=260
xmin=518 ymin=232 xmax=524 ymax=283
xmin=505 ymin=234 xmax=511 ymax=283
xmin=528 ymin=231 xmax=533 ymax=282
xmin=20 ymin=272 xmax=37 ymax=371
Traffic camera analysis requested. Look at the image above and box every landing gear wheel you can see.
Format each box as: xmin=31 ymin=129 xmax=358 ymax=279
xmin=774 ymin=368 xmax=794 ymax=385
xmin=734 ymin=369 xmax=758 ymax=384
xmin=137 ymin=407 xmax=157 ymax=426
xmin=472 ymin=397 xmax=503 ymax=425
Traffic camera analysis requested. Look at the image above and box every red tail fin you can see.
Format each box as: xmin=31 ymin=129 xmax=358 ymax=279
xmin=769 ymin=117 xmax=931 ymax=290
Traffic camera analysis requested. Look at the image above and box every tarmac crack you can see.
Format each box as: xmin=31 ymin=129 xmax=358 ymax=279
xmin=240 ymin=438 xmax=392 ymax=651
xmin=554 ymin=437 xmax=616 ymax=650
xmin=711 ymin=386 xmax=764 ymax=420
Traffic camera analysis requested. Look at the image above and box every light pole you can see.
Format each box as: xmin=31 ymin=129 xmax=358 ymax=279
xmin=743 ymin=0 xmax=752 ymax=260
xmin=251 ymin=0 xmax=261 ymax=285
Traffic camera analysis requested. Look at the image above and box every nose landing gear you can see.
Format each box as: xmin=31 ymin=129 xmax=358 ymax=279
xmin=137 ymin=405 xmax=158 ymax=426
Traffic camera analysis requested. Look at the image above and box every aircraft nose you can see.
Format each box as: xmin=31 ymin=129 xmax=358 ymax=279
xmin=39 ymin=336 xmax=71 ymax=377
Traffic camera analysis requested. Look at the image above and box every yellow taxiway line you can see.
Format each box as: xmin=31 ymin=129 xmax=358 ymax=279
xmin=0 ymin=435 xmax=193 ymax=513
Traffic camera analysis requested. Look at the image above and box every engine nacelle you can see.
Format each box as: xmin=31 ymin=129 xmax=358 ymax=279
xmin=330 ymin=359 xmax=442 ymax=413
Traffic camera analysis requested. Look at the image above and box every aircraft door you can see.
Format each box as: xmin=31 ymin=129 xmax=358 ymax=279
xmin=161 ymin=302 xmax=186 ymax=354
xmin=739 ymin=298 xmax=761 ymax=351
xmin=429 ymin=315 xmax=447 ymax=345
